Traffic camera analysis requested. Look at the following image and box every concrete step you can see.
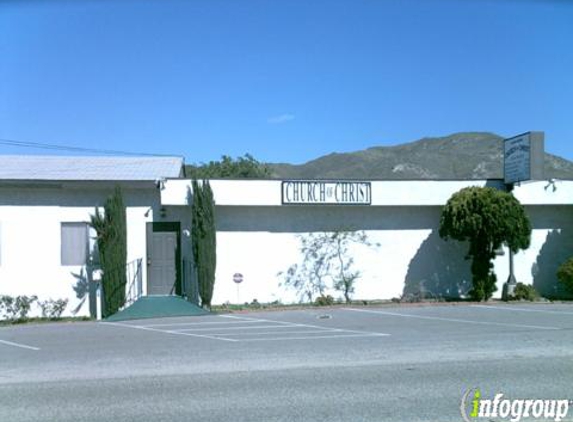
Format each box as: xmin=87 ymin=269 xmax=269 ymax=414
xmin=105 ymin=296 xmax=209 ymax=321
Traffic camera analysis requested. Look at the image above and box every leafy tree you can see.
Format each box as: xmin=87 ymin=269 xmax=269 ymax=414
xmin=279 ymin=233 xmax=331 ymax=302
xmin=191 ymin=180 xmax=217 ymax=308
xmin=90 ymin=186 xmax=127 ymax=317
xmin=557 ymin=257 xmax=573 ymax=294
xmin=185 ymin=154 xmax=272 ymax=179
xmin=439 ymin=186 xmax=531 ymax=301
xmin=279 ymin=230 xmax=378 ymax=303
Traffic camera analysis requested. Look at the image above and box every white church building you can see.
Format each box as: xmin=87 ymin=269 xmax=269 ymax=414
xmin=1 ymin=154 xmax=572 ymax=317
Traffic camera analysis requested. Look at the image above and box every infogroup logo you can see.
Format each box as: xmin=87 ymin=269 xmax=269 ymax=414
xmin=460 ymin=388 xmax=571 ymax=422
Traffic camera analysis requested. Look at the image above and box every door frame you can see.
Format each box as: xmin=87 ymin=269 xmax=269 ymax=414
xmin=146 ymin=222 xmax=182 ymax=296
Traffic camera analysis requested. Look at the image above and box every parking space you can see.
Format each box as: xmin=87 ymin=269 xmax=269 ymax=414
xmin=102 ymin=313 xmax=391 ymax=342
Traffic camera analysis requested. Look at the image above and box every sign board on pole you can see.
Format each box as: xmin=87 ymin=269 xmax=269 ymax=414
xmin=504 ymin=132 xmax=545 ymax=185
xmin=233 ymin=273 xmax=243 ymax=284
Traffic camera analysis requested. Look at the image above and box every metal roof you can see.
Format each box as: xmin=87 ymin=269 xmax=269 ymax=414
xmin=0 ymin=155 xmax=184 ymax=181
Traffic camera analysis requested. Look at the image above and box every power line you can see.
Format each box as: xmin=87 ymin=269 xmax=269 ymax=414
xmin=0 ymin=138 xmax=183 ymax=158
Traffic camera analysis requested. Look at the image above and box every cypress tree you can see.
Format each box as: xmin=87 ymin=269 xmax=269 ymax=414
xmin=91 ymin=186 xmax=127 ymax=316
xmin=191 ymin=180 xmax=217 ymax=308
xmin=202 ymin=180 xmax=216 ymax=307
xmin=191 ymin=179 xmax=202 ymax=304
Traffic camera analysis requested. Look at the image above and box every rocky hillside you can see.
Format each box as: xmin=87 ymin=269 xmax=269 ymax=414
xmin=269 ymin=132 xmax=573 ymax=180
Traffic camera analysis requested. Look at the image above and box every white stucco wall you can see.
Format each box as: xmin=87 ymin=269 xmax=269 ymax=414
xmin=0 ymin=184 xmax=161 ymax=317
xmin=161 ymin=179 xmax=501 ymax=206
xmin=164 ymin=179 xmax=573 ymax=304
xmin=3 ymin=177 xmax=572 ymax=318
xmin=212 ymin=205 xmax=573 ymax=305
xmin=213 ymin=230 xmax=436 ymax=304
xmin=211 ymin=205 xmax=441 ymax=303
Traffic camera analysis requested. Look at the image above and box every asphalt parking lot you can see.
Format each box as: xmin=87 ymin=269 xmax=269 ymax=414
xmin=1 ymin=303 xmax=573 ymax=421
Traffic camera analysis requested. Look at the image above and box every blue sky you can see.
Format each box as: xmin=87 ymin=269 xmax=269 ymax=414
xmin=1 ymin=0 xmax=572 ymax=164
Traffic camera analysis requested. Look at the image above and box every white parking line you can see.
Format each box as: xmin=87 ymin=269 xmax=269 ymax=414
xmin=219 ymin=314 xmax=390 ymax=339
xmin=471 ymin=304 xmax=573 ymax=316
xmin=164 ymin=330 xmax=237 ymax=342
xmin=174 ymin=324 xmax=306 ymax=332
xmin=343 ymin=308 xmax=561 ymax=331
xmin=239 ymin=333 xmax=389 ymax=342
xmin=203 ymin=329 xmax=342 ymax=337
xmin=101 ymin=321 xmax=238 ymax=342
xmin=103 ymin=314 xmax=390 ymax=343
xmin=0 ymin=339 xmax=40 ymax=351
xmin=143 ymin=319 xmax=264 ymax=328
xmin=220 ymin=314 xmax=388 ymax=335
xmin=220 ymin=315 xmax=271 ymax=321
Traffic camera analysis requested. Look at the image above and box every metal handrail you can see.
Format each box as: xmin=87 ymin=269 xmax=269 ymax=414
xmin=97 ymin=258 xmax=143 ymax=317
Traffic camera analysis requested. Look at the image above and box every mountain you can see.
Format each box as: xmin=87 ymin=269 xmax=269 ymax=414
xmin=269 ymin=132 xmax=573 ymax=180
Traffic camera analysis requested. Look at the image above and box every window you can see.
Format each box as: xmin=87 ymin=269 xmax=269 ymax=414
xmin=61 ymin=222 xmax=88 ymax=266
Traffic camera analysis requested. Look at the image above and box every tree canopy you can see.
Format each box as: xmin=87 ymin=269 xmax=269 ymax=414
xmin=185 ymin=154 xmax=272 ymax=179
xmin=439 ymin=186 xmax=531 ymax=301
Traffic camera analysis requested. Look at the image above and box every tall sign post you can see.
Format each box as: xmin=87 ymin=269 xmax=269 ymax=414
xmin=502 ymin=132 xmax=545 ymax=300
xmin=233 ymin=272 xmax=243 ymax=304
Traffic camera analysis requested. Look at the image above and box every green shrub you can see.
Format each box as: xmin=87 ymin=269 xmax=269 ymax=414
xmin=38 ymin=299 xmax=69 ymax=319
xmin=314 ymin=295 xmax=334 ymax=306
xmin=557 ymin=257 xmax=573 ymax=294
xmin=511 ymin=283 xmax=538 ymax=301
xmin=0 ymin=295 xmax=13 ymax=319
xmin=0 ymin=295 xmax=38 ymax=321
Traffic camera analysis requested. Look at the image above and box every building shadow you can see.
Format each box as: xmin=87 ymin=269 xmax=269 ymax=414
xmin=403 ymin=230 xmax=472 ymax=300
xmin=532 ymin=229 xmax=573 ymax=299
xmin=72 ymin=244 xmax=100 ymax=316
xmin=71 ymin=268 xmax=89 ymax=315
